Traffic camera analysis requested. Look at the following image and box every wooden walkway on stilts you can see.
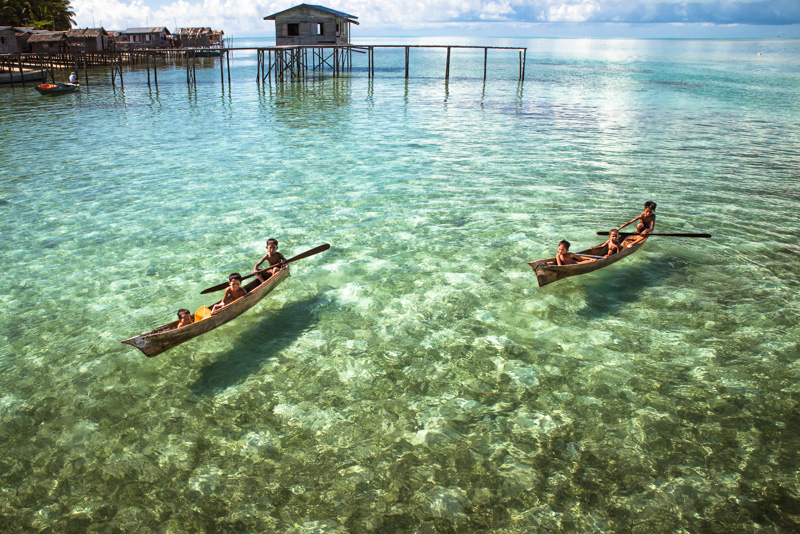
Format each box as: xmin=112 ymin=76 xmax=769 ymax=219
xmin=2 ymin=44 xmax=527 ymax=90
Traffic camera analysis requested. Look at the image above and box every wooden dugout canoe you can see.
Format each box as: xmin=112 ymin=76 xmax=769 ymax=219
xmin=528 ymin=234 xmax=647 ymax=287
xmin=121 ymin=266 xmax=290 ymax=357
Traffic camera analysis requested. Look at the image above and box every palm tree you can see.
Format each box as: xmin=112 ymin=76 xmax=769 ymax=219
xmin=0 ymin=0 xmax=75 ymax=29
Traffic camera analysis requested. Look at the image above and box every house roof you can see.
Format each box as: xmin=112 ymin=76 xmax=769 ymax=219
xmin=264 ymin=4 xmax=359 ymax=24
xmin=179 ymin=27 xmax=212 ymax=36
xmin=66 ymin=28 xmax=107 ymax=38
xmin=122 ymin=27 xmax=171 ymax=35
xmin=28 ymin=32 xmax=66 ymax=43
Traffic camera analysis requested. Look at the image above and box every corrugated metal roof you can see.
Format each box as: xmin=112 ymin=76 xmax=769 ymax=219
xmin=264 ymin=3 xmax=359 ymax=23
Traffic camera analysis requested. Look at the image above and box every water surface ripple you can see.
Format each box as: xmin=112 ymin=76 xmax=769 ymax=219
xmin=1 ymin=37 xmax=799 ymax=532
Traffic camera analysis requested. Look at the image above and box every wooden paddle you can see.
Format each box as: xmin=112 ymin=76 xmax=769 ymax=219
xmin=597 ymin=232 xmax=711 ymax=238
xmin=200 ymin=243 xmax=331 ymax=294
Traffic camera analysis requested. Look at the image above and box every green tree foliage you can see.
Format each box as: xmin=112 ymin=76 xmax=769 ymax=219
xmin=0 ymin=0 xmax=76 ymax=30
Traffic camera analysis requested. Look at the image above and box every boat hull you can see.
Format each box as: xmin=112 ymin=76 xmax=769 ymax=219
xmin=121 ymin=267 xmax=290 ymax=357
xmin=0 ymin=68 xmax=48 ymax=84
xmin=528 ymin=236 xmax=646 ymax=287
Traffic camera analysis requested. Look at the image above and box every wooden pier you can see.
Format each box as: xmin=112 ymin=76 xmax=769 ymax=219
xmin=2 ymin=44 xmax=527 ymax=89
xmin=256 ymin=44 xmax=527 ymax=83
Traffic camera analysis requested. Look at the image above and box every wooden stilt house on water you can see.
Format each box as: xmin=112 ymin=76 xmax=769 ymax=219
xmin=264 ymin=4 xmax=358 ymax=46
xmin=0 ymin=27 xmax=19 ymax=53
xmin=27 ymin=31 xmax=67 ymax=53
xmin=66 ymin=28 xmax=108 ymax=52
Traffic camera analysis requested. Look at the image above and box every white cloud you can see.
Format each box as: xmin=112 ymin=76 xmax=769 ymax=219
xmin=70 ymin=0 xmax=800 ymax=34
xmin=545 ymin=2 xmax=600 ymax=22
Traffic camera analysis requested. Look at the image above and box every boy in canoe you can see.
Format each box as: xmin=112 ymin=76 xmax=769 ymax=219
xmin=602 ymin=229 xmax=624 ymax=257
xmin=618 ymin=201 xmax=656 ymax=234
xmin=211 ymin=273 xmax=248 ymax=314
xmin=556 ymin=240 xmax=594 ymax=265
xmin=254 ymin=238 xmax=287 ymax=283
xmin=176 ymin=309 xmax=194 ymax=328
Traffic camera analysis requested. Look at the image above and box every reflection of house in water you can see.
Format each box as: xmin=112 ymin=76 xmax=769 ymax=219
xmin=264 ymin=4 xmax=358 ymax=46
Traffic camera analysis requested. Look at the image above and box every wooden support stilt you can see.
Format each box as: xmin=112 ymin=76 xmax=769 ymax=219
xmin=153 ymin=53 xmax=158 ymax=87
xmin=17 ymin=55 xmax=25 ymax=87
xmin=405 ymin=46 xmax=410 ymax=78
xmin=445 ymin=47 xmax=451 ymax=81
xmin=483 ymin=48 xmax=488 ymax=81
xmin=226 ymin=49 xmax=231 ymax=84
xmin=521 ymin=49 xmax=526 ymax=82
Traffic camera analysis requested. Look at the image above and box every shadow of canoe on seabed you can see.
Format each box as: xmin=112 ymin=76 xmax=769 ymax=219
xmin=189 ymin=295 xmax=323 ymax=396
xmin=576 ymin=256 xmax=688 ymax=321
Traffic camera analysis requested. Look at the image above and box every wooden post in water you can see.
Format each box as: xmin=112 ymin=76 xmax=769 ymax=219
xmin=483 ymin=48 xmax=488 ymax=81
xmin=153 ymin=53 xmax=158 ymax=87
xmin=445 ymin=47 xmax=451 ymax=81
xmin=226 ymin=49 xmax=231 ymax=85
xmin=405 ymin=46 xmax=409 ymax=78
xmin=146 ymin=52 xmax=151 ymax=86
xmin=17 ymin=55 xmax=25 ymax=87
xmin=221 ymin=49 xmax=225 ymax=85
xmin=521 ymin=49 xmax=526 ymax=82
xmin=83 ymin=51 xmax=89 ymax=86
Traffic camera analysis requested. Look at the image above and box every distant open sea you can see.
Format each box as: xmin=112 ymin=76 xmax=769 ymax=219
xmin=1 ymin=36 xmax=799 ymax=532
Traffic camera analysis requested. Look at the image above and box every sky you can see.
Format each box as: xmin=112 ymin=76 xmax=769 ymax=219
xmin=69 ymin=0 xmax=800 ymax=38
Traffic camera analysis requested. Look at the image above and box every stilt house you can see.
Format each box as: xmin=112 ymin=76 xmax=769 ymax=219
xmin=177 ymin=27 xmax=224 ymax=48
xmin=28 ymin=31 xmax=67 ymax=53
xmin=0 ymin=27 xmax=18 ymax=53
xmin=119 ymin=27 xmax=171 ymax=49
xmin=66 ymin=28 xmax=108 ymax=52
xmin=264 ymin=4 xmax=358 ymax=46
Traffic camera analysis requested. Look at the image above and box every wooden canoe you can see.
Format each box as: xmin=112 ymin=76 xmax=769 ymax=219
xmin=35 ymin=82 xmax=79 ymax=94
xmin=121 ymin=266 xmax=290 ymax=357
xmin=528 ymin=234 xmax=648 ymax=287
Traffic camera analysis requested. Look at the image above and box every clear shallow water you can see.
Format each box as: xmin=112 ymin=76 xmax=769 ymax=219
xmin=1 ymin=37 xmax=799 ymax=531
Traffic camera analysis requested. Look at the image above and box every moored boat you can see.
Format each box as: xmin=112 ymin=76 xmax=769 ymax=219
xmin=35 ymin=82 xmax=79 ymax=95
xmin=0 ymin=68 xmax=48 ymax=84
xmin=121 ymin=266 xmax=290 ymax=357
xmin=528 ymin=234 xmax=648 ymax=287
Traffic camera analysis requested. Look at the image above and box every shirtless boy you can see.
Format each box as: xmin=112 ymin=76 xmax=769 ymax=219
xmin=211 ymin=273 xmax=248 ymax=314
xmin=618 ymin=201 xmax=656 ymax=234
xmin=556 ymin=240 xmax=593 ymax=265
xmin=254 ymin=238 xmax=287 ymax=283
xmin=176 ymin=309 xmax=194 ymax=328
xmin=603 ymin=229 xmax=623 ymax=257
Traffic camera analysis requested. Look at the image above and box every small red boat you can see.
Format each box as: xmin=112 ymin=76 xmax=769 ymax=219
xmin=35 ymin=82 xmax=79 ymax=95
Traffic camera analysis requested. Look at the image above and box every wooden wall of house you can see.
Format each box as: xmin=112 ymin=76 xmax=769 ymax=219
xmin=0 ymin=29 xmax=19 ymax=54
xmin=274 ymin=8 xmax=347 ymax=46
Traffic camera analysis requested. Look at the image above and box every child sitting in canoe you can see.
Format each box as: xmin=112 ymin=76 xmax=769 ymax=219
xmin=211 ymin=273 xmax=248 ymax=314
xmin=556 ymin=240 xmax=594 ymax=265
xmin=603 ymin=229 xmax=624 ymax=257
xmin=618 ymin=201 xmax=656 ymax=234
xmin=254 ymin=238 xmax=287 ymax=283
xmin=176 ymin=309 xmax=194 ymax=328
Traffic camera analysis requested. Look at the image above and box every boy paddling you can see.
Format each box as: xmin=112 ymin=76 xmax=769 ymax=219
xmin=253 ymin=238 xmax=287 ymax=283
xmin=618 ymin=201 xmax=656 ymax=234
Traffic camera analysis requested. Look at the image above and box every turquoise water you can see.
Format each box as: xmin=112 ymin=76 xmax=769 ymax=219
xmin=1 ymin=37 xmax=799 ymax=531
